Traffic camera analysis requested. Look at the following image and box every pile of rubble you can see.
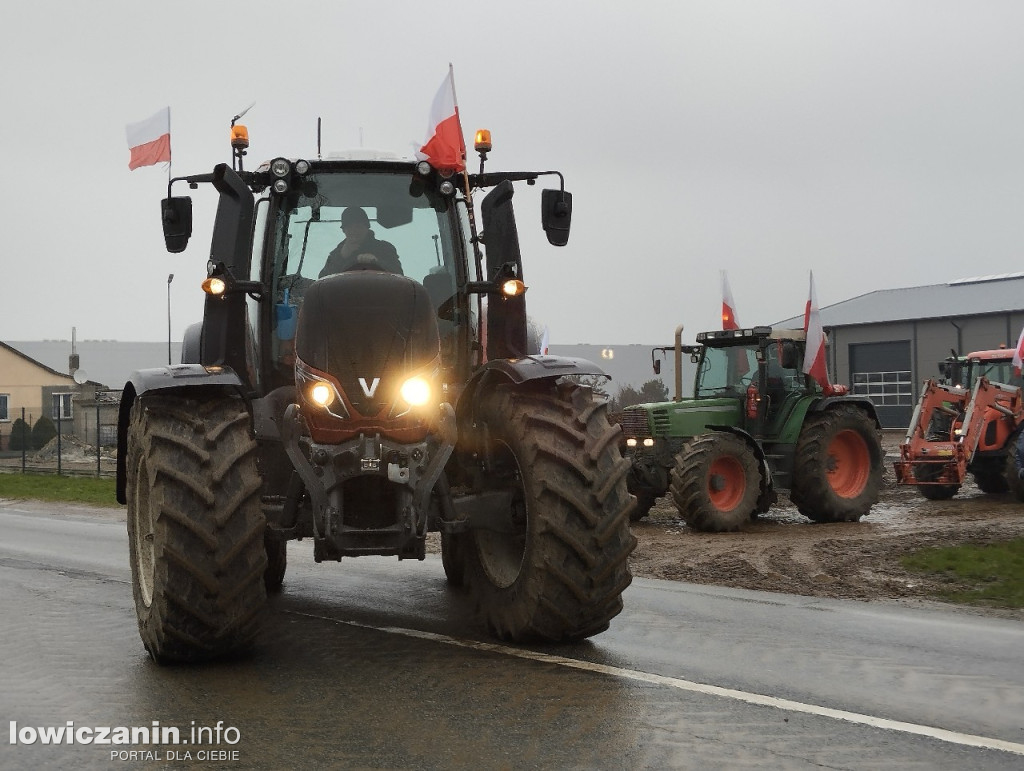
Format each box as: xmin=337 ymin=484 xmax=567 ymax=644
xmin=33 ymin=435 xmax=116 ymax=464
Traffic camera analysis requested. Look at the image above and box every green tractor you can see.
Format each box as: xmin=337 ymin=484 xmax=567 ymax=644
xmin=621 ymin=325 xmax=884 ymax=531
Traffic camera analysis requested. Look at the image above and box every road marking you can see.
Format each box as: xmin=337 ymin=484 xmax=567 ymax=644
xmin=288 ymin=610 xmax=1024 ymax=757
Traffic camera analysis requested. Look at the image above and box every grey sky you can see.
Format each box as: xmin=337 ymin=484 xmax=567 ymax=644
xmin=3 ymin=1 xmax=1023 ymax=347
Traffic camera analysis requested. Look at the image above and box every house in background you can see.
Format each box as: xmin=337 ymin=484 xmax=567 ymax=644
xmin=0 ymin=341 xmax=105 ymax=450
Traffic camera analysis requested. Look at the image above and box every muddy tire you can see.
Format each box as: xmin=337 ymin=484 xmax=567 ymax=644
xmin=463 ymin=385 xmax=636 ymax=642
xmin=1005 ymin=443 xmax=1024 ymax=502
xmin=630 ymin=490 xmax=657 ymax=522
xmin=264 ymin=536 xmax=287 ymax=593
xmin=790 ymin=405 xmax=883 ymax=522
xmin=973 ymin=470 xmax=1009 ymax=494
xmin=126 ymin=394 xmax=266 ymax=663
xmin=440 ymin=532 xmax=467 ymax=587
xmin=669 ymin=433 xmax=760 ymax=532
xmin=914 ymin=464 xmax=960 ymax=500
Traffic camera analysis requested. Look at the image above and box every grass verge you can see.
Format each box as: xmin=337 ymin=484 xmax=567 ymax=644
xmin=0 ymin=473 xmax=119 ymax=508
xmin=901 ymin=539 xmax=1024 ymax=609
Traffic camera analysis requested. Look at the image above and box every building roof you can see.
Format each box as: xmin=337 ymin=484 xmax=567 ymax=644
xmin=0 ymin=340 xmax=82 ymax=383
xmin=4 ymin=341 xmax=181 ymax=391
xmin=775 ymin=273 xmax=1024 ymax=328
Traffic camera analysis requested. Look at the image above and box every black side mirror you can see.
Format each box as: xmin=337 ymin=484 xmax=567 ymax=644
xmin=781 ymin=341 xmax=799 ymax=370
xmin=541 ymin=188 xmax=572 ymax=246
xmin=653 ymin=360 xmax=661 ymax=375
xmin=161 ymin=197 xmax=193 ymax=253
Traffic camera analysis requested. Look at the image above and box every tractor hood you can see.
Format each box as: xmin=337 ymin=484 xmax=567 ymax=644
xmin=295 ymin=271 xmax=440 ymax=417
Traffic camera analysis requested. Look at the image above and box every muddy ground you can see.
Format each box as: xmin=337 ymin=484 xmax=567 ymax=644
xmin=627 ymin=431 xmax=1024 ymax=620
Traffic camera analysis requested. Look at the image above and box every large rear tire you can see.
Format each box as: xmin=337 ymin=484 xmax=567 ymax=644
xmin=264 ymin=535 xmax=287 ymax=593
xmin=669 ymin=433 xmax=761 ymax=532
xmin=790 ymin=405 xmax=883 ymax=522
xmin=973 ymin=469 xmax=1009 ymax=494
xmin=126 ymin=394 xmax=266 ymax=663
xmin=440 ymin=531 xmax=467 ymax=587
xmin=1005 ymin=440 xmax=1024 ymax=502
xmin=463 ymin=385 xmax=636 ymax=642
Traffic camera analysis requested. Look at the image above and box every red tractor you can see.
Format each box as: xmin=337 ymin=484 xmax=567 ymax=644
xmin=894 ymin=348 xmax=1024 ymax=500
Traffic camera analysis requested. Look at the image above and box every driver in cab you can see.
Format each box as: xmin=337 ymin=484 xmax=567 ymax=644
xmin=319 ymin=206 xmax=402 ymax=277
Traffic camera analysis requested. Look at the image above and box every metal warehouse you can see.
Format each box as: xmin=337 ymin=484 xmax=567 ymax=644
xmin=776 ymin=273 xmax=1024 ymax=428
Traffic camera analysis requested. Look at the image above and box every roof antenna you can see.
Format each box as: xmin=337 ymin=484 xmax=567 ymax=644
xmin=317 ymin=117 xmax=322 ymax=160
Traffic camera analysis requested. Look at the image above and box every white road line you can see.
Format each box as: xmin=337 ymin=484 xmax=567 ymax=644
xmin=287 ymin=610 xmax=1024 ymax=757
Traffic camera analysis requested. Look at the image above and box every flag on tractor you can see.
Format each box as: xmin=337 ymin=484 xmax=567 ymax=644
xmin=126 ymin=107 xmax=171 ymax=170
xmin=1012 ymin=325 xmax=1024 ymax=375
xmin=416 ymin=65 xmax=466 ymax=173
xmin=803 ymin=270 xmax=829 ymax=390
xmin=721 ymin=270 xmax=739 ymax=330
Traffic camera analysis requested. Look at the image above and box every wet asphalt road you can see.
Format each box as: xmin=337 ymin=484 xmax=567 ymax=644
xmin=1 ymin=502 xmax=1023 ymax=770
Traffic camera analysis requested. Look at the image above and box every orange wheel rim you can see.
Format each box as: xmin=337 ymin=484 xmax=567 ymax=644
xmin=707 ymin=456 xmax=746 ymax=511
xmin=827 ymin=429 xmax=870 ymax=497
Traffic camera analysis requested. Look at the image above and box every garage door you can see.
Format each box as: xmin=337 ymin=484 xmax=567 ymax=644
xmin=848 ymin=341 xmax=913 ymax=429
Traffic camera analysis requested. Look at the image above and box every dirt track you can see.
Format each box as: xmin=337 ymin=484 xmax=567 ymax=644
xmin=628 ymin=432 xmax=1024 ymax=619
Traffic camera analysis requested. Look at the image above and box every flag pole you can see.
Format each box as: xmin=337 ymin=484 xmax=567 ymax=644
xmin=167 ymin=106 xmax=172 ymax=183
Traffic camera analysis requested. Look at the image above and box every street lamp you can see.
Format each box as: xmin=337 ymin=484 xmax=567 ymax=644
xmin=167 ymin=273 xmax=174 ymax=365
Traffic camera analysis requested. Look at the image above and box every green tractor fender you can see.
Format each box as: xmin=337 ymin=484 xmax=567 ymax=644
xmin=115 ymin=365 xmax=248 ymax=504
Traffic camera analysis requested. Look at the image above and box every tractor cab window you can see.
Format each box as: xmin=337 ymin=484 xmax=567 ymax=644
xmin=696 ymin=345 xmax=757 ymax=397
xmin=969 ymin=359 xmax=1021 ymax=389
xmin=265 ymin=171 xmax=464 ymax=373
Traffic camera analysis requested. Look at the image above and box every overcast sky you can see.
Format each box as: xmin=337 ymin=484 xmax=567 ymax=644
xmin=3 ymin=1 xmax=1024 ymax=348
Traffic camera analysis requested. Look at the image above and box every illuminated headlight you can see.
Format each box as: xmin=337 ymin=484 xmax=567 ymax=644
xmin=295 ymin=361 xmax=349 ymax=419
xmin=310 ymin=383 xmax=333 ymax=407
xmin=400 ymin=376 xmax=431 ymax=407
xmin=270 ymin=158 xmax=291 ymax=178
xmin=643 ymin=438 xmax=655 ymax=447
xmin=293 ymin=159 xmax=310 ymax=175
xmin=626 ymin=438 xmax=637 ymax=448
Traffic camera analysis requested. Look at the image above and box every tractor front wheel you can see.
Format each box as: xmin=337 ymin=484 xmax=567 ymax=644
xmin=911 ymin=463 xmax=959 ymax=500
xmin=126 ymin=394 xmax=266 ymax=663
xmin=669 ymin=432 xmax=761 ymax=532
xmin=462 ymin=385 xmax=636 ymax=642
xmin=790 ymin=405 xmax=882 ymax=522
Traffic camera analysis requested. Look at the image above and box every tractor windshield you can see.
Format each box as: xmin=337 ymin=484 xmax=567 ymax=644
xmin=263 ymin=170 xmax=471 ymax=373
xmin=695 ymin=344 xmax=758 ymax=397
xmin=967 ymin=358 xmax=1021 ymax=389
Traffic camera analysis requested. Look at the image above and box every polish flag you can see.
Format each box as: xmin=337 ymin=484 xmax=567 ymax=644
xmin=126 ymin=107 xmax=170 ymax=170
xmin=721 ymin=270 xmax=739 ymax=330
xmin=416 ymin=65 xmax=466 ymax=173
xmin=539 ymin=326 xmax=550 ymax=356
xmin=803 ymin=270 xmax=830 ymax=390
xmin=1012 ymin=326 xmax=1024 ymax=376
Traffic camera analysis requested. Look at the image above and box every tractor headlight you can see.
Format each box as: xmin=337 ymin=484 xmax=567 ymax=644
xmin=643 ymin=438 xmax=655 ymax=447
xmin=625 ymin=438 xmax=637 ymax=448
xmin=295 ymin=360 xmax=350 ymax=419
xmin=270 ymin=158 xmax=291 ymax=178
xmin=400 ymin=376 xmax=431 ymax=407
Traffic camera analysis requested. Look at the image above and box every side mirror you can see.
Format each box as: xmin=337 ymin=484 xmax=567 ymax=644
xmin=653 ymin=360 xmax=661 ymax=375
xmin=541 ymin=189 xmax=572 ymax=247
xmin=161 ymin=197 xmax=193 ymax=253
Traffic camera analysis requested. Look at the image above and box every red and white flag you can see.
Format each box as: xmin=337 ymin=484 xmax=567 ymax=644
xmin=721 ymin=270 xmax=739 ymax=330
xmin=416 ymin=65 xmax=466 ymax=173
xmin=126 ymin=107 xmax=170 ymax=170
xmin=803 ymin=270 xmax=829 ymax=390
xmin=1012 ymin=326 xmax=1024 ymax=375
